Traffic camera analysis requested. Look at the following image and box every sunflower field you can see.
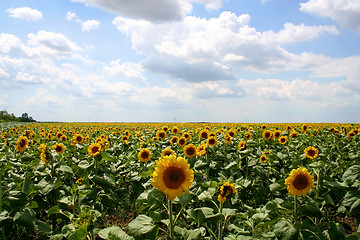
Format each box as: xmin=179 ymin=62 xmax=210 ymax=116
xmin=0 ymin=122 xmax=359 ymax=240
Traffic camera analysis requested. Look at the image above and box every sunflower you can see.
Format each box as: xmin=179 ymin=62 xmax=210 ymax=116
xmin=218 ymin=181 xmax=237 ymax=203
xmin=260 ymin=154 xmax=268 ymax=163
xmin=170 ymin=136 xmax=179 ymax=145
xmin=177 ymin=137 xmax=187 ymax=147
xmin=184 ymin=144 xmax=197 ymax=158
xmin=304 ymin=146 xmax=319 ymax=160
xmin=224 ymin=134 xmax=232 ymax=144
xmin=274 ymin=130 xmax=281 ymax=139
xmin=52 ymin=143 xmax=65 ymax=154
xmin=285 ymin=167 xmax=315 ymax=196
xmin=88 ymin=143 xmax=102 ymax=157
xmin=302 ymin=124 xmax=308 ymax=133
xmin=228 ymin=129 xmax=236 ymax=138
xmin=207 ymin=136 xmax=217 ymax=146
xmin=172 ymin=127 xmax=179 ymax=134
xmin=161 ymin=148 xmax=176 ymax=157
xmin=262 ymin=130 xmax=273 ymax=141
xmin=238 ymin=140 xmax=246 ymax=150
xmin=73 ymin=134 xmax=84 ymax=144
xmin=279 ymin=136 xmax=287 ymax=145
xmin=290 ymin=131 xmax=299 ymax=138
xmin=38 ymin=143 xmax=47 ymax=153
xmin=15 ymin=136 xmax=29 ymax=152
xmin=157 ymin=130 xmax=167 ymax=140
xmin=197 ymin=144 xmax=207 ymax=156
xmin=152 ymin=155 xmax=194 ymax=200
xmin=183 ymin=132 xmax=192 ymax=140
xmin=77 ymin=177 xmax=84 ymax=184
xmin=199 ymin=129 xmax=209 ymax=140
xmin=138 ymin=148 xmax=152 ymax=162
xmin=244 ymin=132 xmax=252 ymax=140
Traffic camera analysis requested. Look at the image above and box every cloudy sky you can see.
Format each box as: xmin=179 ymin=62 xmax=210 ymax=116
xmin=1 ymin=0 xmax=359 ymax=122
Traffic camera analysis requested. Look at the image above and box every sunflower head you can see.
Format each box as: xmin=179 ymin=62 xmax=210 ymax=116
xmin=152 ymin=155 xmax=194 ymax=200
xmin=274 ymin=130 xmax=281 ymax=139
xmin=74 ymin=134 xmax=84 ymax=144
xmin=52 ymin=143 xmax=65 ymax=154
xmin=138 ymin=148 xmax=152 ymax=162
xmin=244 ymin=132 xmax=252 ymax=140
xmin=88 ymin=143 xmax=102 ymax=157
xmin=172 ymin=127 xmax=179 ymax=134
xmin=218 ymin=181 xmax=237 ymax=203
xmin=260 ymin=154 xmax=268 ymax=163
xmin=161 ymin=148 xmax=175 ymax=157
xmin=279 ymin=136 xmax=287 ymax=144
xmin=157 ymin=130 xmax=167 ymax=140
xmin=262 ymin=130 xmax=273 ymax=141
xmin=207 ymin=136 xmax=217 ymax=146
xmin=177 ymin=137 xmax=187 ymax=147
xmin=15 ymin=136 xmax=29 ymax=152
xmin=196 ymin=144 xmax=207 ymax=156
xmin=304 ymin=146 xmax=319 ymax=160
xmin=170 ymin=136 xmax=179 ymax=145
xmin=184 ymin=144 xmax=197 ymax=158
xmin=224 ymin=134 xmax=232 ymax=144
xmin=199 ymin=129 xmax=209 ymax=140
xmin=285 ymin=167 xmax=315 ymax=196
xmin=238 ymin=140 xmax=246 ymax=150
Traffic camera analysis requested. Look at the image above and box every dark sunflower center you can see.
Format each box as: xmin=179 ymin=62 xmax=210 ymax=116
xmin=208 ymin=138 xmax=215 ymax=145
xmin=179 ymin=139 xmax=185 ymax=145
xmin=221 ymin=186 xmax=233 ymax=197
xmin=55 ymin=146 xmax=62 ymax=152
xmin=141 ymin=151 xmax=149 ymax=159
xmin=159 ymin=133 xmax=165 ymax=138
xmin=293 ymin=174 xmax=309 ymax=190
xmin=275 ymin=132 xmax=280 ymax=138
xmin=307 ymin=149 xmax=315 ymax=157
xmin=186 ymin=147 xmax=195 ymax=156
xmin=281 ymin=138 xmax=286 ymax=142
xmin=20 ymin=139 xmax=26 ymax=147
xmin=92 ymin=146 xmax=99 ymax=153
xmin=163 ymin=167 xmax=185 ymax=189
xmin=265 ymin=133 xmax=270 ymax=139
xmin=76 ymin=136 xmax=82 ymax=142
xmin=201 ymin=132 xmax=208 ymax=138
xmin=164 ymin=151 xmax=172 ymax=156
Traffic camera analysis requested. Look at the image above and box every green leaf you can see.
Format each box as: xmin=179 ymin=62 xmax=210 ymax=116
xmin=174 ymin=226 xmax=205 ymax=240
xmin=36 ymin=178 xmax=55 ymax=195
xmin=198 ymin=188 xmax=216 ymax=201
xmin=57 ymin=165 xmax=74 ymax=175
xmin=98 ymin=226 xmax=134 ymax=240
xmin=34 ymin=219 xmax=52 ymax=233
xmin=328 ymin=222 xmax=346 ymax=240
xmin=342 ymin=165 xmax=360 ymax=185
xmin=127 ymin=215 xmax=158 ymax=240
xmin=299 ymin=196 xmax=324 ymax=218
xmin=13 ymin=208 xmax=36 ymax=229
xmin=47 ymin=206 xmax=62 ymax=215
xmin=68 ymin=226 xmax=88 ymax=240
xmin=350 ymin=198 xmax=360 ymax=213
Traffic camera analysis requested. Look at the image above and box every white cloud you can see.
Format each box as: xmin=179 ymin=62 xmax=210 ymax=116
xmin=66 ymin=11 xmax=78 ymax=21
xmin=81 ymin=20 xmax=100 ymax=32
xmin=7 ymin=7 xmax=43 ymax=21
xmin=113 ymin=11 xmax=339 ymax=80
xmin=300 ymin=0 xmax=360 ymax=34
xmin=104 ymin=59 xmax=146 ymax=82
xmin=71 ymin=0 xmax=192 ymax=22
xmin=27 ymin=30 xmax=82 ymax=58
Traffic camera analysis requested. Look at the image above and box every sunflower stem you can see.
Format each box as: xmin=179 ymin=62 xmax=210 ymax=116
xmin=294 ymin=196 xmax=298 ymax=224
xmin=218 ymin=201 xmax=224 ymax=240
xmin=167 ymin=198 xmax=174 ymax=240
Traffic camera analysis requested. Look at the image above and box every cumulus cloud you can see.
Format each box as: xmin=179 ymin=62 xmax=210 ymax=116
xmin=300 ymin=0 xmax=360 ymax=34
xmin=81 ymin=20 xmax=100 ymax=32
xmin=7 ymin=7 xmax=43 ymax=21
xmin=113 ymin=11 xmax=339 ymax=80
xmin=66 ymin=11 xmax=100 ymax=32
xmin=71 ymin=0 xmax=192 ymax=22
xmin=103 ymin=59 xmax=146 ymax=83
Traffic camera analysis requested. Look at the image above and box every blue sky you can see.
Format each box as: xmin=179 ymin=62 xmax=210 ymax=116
xmin=1 ymin=0 xmax=359 ymax=122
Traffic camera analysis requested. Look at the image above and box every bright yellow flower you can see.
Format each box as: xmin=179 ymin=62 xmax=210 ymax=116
xmin=285 ymin=167 xmax=315 ymax=197
xmin=138 ymin=148 xmax=152 ymax=162
xmin=152 ymin=155 xmax=194 ymax=200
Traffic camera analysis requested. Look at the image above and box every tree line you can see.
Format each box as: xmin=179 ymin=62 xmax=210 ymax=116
xmin=0 ymin=110 xmax=36 ymax=122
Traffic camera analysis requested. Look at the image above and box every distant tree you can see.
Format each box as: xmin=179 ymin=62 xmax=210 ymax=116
xmin=0 ymin=110 xmax=36 ymax=122
xmin=20 ymin=112 xmax=36 ymax=122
